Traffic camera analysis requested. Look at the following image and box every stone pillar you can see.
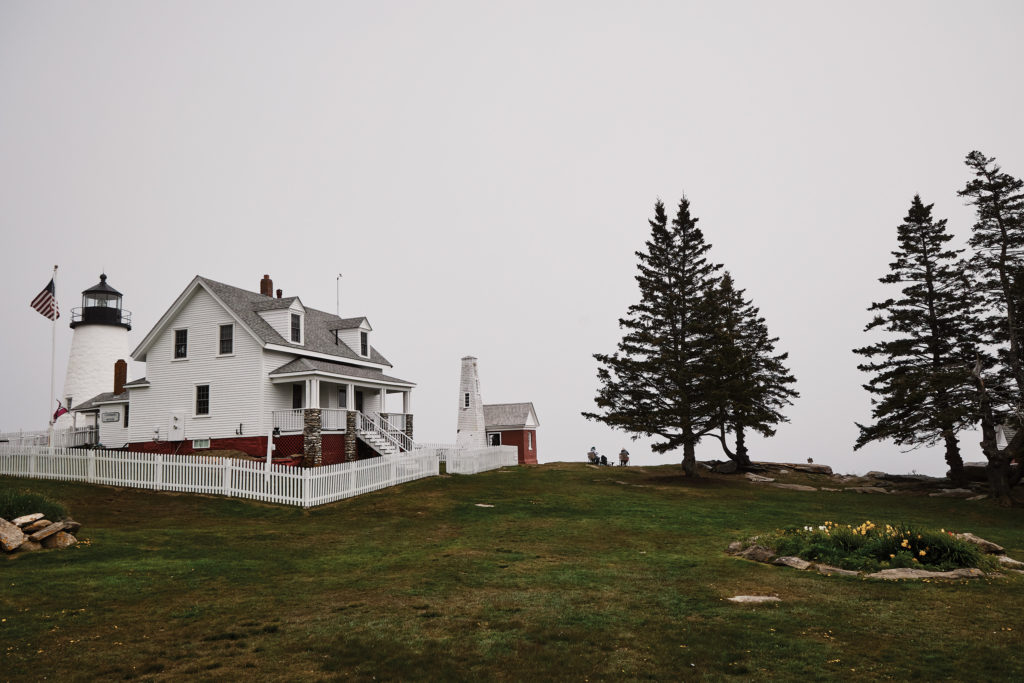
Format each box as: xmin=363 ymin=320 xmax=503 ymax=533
xmin=345 ymin=410 xmax=358 ymax=461
xmin=457 ymin=356 xmax=486 ymax=449
xmin=303 ymin=408 xmax=322 ymax=467
xmin=405 ymin=414 xmax=414 ymax=442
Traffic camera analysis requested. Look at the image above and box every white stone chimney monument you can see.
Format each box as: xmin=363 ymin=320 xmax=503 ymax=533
xmin=456 ymin=356 xmax=486 ymax=449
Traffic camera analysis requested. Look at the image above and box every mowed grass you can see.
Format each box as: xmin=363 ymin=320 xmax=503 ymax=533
xmin=2 ymin=463 xmax=1024 ymax=681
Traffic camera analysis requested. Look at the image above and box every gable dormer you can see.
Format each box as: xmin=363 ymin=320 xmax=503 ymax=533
xmin=258 ymin=298 xmax=306 ymax=345
xmin=333 ymin=318 xmax=373 ymax=358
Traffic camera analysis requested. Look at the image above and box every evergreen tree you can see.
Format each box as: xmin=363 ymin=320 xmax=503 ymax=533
xmin=959 ymin=152 xmax=1024 ymax=501
xmin=853 ymin=195 xmax=979 ymax=481
xmin=707 ymin=273 xmax=799 ymax=469
xmin=583 ymin=195 xmax=722 ymax=476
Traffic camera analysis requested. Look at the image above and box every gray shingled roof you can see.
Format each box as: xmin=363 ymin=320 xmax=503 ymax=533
xmin=269 ymin=358 xmax=415 ymax=386
xmin=124 ymin=377 xmax=149 ymax=387
xmin=198 ymin=277 xmax=392 ymax=367
xmin=483 ymin=402 xmax=538 ymax=428
xmin=72 ymin=391 xmax=129 ymax=412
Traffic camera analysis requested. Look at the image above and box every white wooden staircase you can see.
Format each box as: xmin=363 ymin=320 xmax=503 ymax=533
xmin=356 ymin=412 xmax=415 ymax=456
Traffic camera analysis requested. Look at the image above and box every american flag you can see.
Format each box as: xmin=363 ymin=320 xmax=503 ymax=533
xmin=31 ymin=278 xmax=59 ymax=320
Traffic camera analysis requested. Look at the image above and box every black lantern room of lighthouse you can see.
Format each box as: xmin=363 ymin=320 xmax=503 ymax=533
xmin=70 ymin=274 xmax=132 ymax=330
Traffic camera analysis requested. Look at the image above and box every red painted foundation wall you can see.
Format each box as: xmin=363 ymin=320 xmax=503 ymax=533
xmin=493 ymin=429 xmax=537 ymax=465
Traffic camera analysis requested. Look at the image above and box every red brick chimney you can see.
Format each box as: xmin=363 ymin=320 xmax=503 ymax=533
xmin=276 ymin=289 xmax=283 ymax=299
xmin=114 ymin=359 xmax=127 ymax=395
xmin=260 ymin=274 xmax=273 ymax=297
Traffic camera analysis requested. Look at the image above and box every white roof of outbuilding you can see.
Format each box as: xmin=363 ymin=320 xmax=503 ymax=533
xmin=483 ymin=402 xmax=539 ymax=429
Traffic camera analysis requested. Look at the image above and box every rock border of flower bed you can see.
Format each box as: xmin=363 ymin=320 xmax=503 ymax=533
xmin=727 ymin=532 xmax=1024 ymax=580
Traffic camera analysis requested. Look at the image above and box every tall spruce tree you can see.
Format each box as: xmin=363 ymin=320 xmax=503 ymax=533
xmin=959 ymin=152 xmax=1024 ymax=501
xmin=583 ymin=195 xmax=722 ymax=476
xmin=853 ymin=195 xmax=979 ymax=481
xmin=707 ymin=273 xmax=799 ymax=469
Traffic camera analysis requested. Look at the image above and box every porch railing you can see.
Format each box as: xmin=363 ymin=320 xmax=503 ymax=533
xmin=321 ymin=408 xmax=348 ymax=431
xmin=357 ymin=412 xmax=414 ymax=453
xmin=272 ymin=409 xmax=304 ymax=432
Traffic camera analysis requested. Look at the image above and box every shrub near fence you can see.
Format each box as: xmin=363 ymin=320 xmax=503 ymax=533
xmin=446 ymin=446 xmax=519 ymax=474
xmin=0 ymin=445 xmax=439 ymax=509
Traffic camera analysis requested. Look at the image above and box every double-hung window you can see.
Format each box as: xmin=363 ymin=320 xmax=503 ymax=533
xmin=219 ymin=324 xmax=233 ymax=355
xmin=360 ymin=331 xmax=368 ymax=356
xmin=174 ymin=329 xmax=188 ymax=359
xmin=195 ymin=385 xmax=210 ymax=416
xmin=291 ymin=314 xmax=301 ymax=343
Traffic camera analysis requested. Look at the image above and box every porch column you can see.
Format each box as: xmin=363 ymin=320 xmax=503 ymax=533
xmin=379 ymin=388 xmax=386 ymax=413
xmin=305 ymin=378 xmax=321 ymax=409
xmin=402 ymin=391 xmax=412 ymax=414
xmin=346 ymin=384 xmax=356 ymax=412
xmin=303 ymin=408 xmax=322 ymax=467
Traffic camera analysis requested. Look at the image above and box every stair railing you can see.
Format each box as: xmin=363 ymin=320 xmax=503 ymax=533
xmin=356 ymin=412 xmax=414 ymax=453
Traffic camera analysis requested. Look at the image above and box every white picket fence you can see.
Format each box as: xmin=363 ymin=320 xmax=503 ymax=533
xmin=0 ymin=445 xmax=440 ymax=508
xmin=0 ymin=443 xmax=519 ymax=508
xmin=445 ymin=446 xmax=519 ymax=474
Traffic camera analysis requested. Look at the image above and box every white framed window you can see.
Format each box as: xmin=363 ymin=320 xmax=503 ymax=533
xmin=528 ymin=432 xmax=533 ymax=450
xmin=219 ymin=324 xmax=233 ymax=355
xmin=360 ymin=330 xmax=369 ymax=356
xmin=487 ymin=432 xmax=501 ymax=446
xmin=464 ymin=393 xmax=470 ymax=408
xmin=195 ymin=384 xmax=210 ymax=416
xmin=174 ymin=329 xmax=188 ymax=359
xmin=192 ymin=438 xmax=211 ymax=449
xmin=338 ymin=385 xmax=348 ymax=409
xmin=290 ymin=313 xmax=302 ymax=343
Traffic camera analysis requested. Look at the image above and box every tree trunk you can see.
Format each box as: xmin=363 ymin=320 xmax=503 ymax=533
xmin=986 ymin=454 xmax=1014 ymax=505
xmin=941 ymin=428 xmax=966 ymax=484
xmin=970 ymin=360 xmax=1015 ymax=505
xmin=734 ymin=425 xmax=751 ymax=470
xmin=681 ymin=440 xmax=698 ymax=477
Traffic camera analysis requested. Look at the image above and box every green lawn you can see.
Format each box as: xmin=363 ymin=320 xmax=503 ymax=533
xmin=2 ymin=463 xmax=1023 ymax=681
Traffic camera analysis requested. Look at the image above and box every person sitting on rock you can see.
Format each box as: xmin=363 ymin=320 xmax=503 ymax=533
xmin=587 ymin=446 xmax=599 ymax=464
xmin=619 ymin=448 xmax=630 ymax=466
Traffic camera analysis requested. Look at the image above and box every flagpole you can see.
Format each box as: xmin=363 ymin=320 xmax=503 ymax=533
xmin=48 ymin=265 xmax=57 ymax=445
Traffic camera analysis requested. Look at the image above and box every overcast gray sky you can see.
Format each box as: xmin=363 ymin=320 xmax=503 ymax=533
xmin=2 ymin=1 xmax=1023 ymax=475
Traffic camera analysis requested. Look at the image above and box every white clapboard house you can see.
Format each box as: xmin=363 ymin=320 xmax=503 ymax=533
xmin=73 ymin=274 xmax=415 ymax=464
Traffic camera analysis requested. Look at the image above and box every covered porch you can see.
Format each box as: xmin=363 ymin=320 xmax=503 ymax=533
xmin=268 ymin=358 xmax=416 ymax=460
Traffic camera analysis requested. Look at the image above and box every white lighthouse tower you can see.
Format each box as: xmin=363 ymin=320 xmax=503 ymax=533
xmin=456 ymin=356 xmax=486 ymax=449
xmin=56 ymin=274 xmax=132 ymax=427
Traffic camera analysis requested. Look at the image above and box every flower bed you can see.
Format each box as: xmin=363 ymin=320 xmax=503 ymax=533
xmin=749 ymin=521 xmax=999 ymax=573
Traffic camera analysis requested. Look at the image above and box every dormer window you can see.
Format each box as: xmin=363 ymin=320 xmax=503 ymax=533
xmin=290 ymin=313 xmax=302 ymax=343
xmin=360 ymin=331 xmax=368 ymax=356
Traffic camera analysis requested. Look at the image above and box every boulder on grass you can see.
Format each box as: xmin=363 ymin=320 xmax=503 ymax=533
xmin=955 ymin=533 xmax=1004 ymax=554
xmin=714 ymin=460 xmax=738 ymax=474
xmin=16 ymin=540 xmax=42 ymax=552
xmin=0 ymin=518 xmax=26 ymax=552
xmin=42 ymin=532 xmax=77 ymax=550
xmin=816 ymin=564 xmax=859 ymax=577
xmin=736 ymin=545 xmax=776 ymax=563
xmin=11 ymin=513 xmax=44 ymax=527
xmin=28 ymin=521 xmax=66 ymax=542
xmin=773 ymin=556 xmax=812 ymax=570
xmin=22 ymin=519 xmax=53 ymax=533
xmin=61 ymin=519 xmax=82 ymax=534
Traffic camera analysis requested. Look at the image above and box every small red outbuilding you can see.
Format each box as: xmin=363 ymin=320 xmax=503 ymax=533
xmin=483 ymin=402 xmax=539 ymax=465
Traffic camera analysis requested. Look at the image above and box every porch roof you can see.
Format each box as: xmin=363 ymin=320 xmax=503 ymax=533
xmin=72 ymin=390 xmax=129 ymax=412
xmin=268 ymin=357 xmax=415 ymax=388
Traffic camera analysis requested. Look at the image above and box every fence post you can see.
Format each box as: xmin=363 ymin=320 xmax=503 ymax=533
xmin=222 ymin=458 xmax=233 ymax=498
xmin=30 ymin=449 xmax=36 ymax=479
xmin=155 ymin=454 xmax=163 ymax=491
xmin=87 ymin=449 xmax=95 ymax=483
xmin=302 ymin=468 xmax=311 ymax=508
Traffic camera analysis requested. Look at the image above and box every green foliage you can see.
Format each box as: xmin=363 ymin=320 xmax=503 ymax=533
xmin=759 ymin=521 xmax=998 ymax=573
xmin=853 ymin=195 xmax=980 ymax=475
xmin=0 ymin=485 xmax=68 ymax=521
xmin=585 ymin=195 xmax=796 ymax=471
